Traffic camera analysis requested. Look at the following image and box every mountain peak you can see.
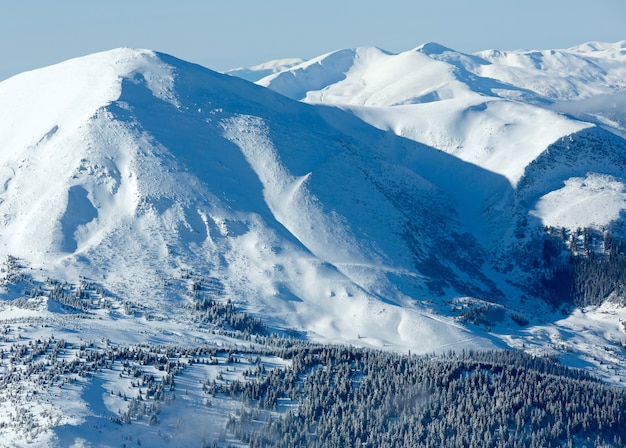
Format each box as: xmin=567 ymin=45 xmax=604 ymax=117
xmin=0 ymin=48 xmax=184 ymax=162
xmin=414 ymin=42 xmax=455 ymax=55
xmin=225 ymin=57 xmax=305 ymax=82
xmin=568 ymin=40 xmax=626 ymax=53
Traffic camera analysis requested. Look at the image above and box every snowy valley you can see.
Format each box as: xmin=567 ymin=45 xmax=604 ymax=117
xmin=0 ymin=41 xmax=626 ymax=446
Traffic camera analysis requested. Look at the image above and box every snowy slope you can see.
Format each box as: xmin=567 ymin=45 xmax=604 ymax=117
xmin=476 ymin=40 xmax=626 ymax=102
xmin=477 ymin=41 xmax=626 ymax=137
xmin=0 ymin=48 xmax=502 ymax=354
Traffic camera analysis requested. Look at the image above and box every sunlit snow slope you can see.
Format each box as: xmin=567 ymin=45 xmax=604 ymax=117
xmin=0 ymin=48 xmax=507 ymax=352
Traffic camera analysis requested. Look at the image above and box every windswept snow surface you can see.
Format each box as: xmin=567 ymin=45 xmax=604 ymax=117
xmin=530 ymin=174 xmax=626 ymax=229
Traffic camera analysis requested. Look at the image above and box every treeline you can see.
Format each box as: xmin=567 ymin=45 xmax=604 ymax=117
xmin=224 ymin=347 xmax=626 ymax=448
xmin=540 ymin=226 xmax=626 ymax=307
xmin=0 ymin=255 xmax=266 ymax=336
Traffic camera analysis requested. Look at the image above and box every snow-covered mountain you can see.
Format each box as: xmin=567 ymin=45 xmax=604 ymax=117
xmin=255 ymin=41 xmax=626 ymax=133
xmin=255 ymin=41 xmax=626 ymax=232
xmin=0 ymin=48 xmax=508 ymax=353
xmin=2 ymin=42 xmax=626 ymax=359
xmin=3 ymin=43 xmax=626 ymax=445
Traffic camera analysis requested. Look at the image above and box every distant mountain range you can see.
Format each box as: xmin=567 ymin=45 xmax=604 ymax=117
xmin=1 ymin=41 xmax=626 ymax=446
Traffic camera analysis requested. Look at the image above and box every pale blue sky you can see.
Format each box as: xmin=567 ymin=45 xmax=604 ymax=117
xmin=1 ymin=0 xmax=624 ymax=81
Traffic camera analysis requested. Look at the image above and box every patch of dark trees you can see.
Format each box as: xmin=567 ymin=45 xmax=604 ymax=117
xmin=540 ymin=226 xmax=626 ymax=308
xmin=224 ymin=346 xmax=626 ymax=448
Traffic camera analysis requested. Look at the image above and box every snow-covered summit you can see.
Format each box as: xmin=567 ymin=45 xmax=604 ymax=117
xmin=414 ymin=41 xmax=456 ymax=56
xmin=258 ymin=45 xmax=491 ymax=106
xmin=567 ymin=40 xmax=626 ymax=55
xmin=0 ymin=48 xmax=176 ymax=150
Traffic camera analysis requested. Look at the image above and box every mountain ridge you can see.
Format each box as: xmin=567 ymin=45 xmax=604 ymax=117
xmin=253 ymin=41 xmax=626 ymax=230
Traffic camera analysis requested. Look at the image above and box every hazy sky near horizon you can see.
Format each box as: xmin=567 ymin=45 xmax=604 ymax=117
xmin=1 ymin=0 xmax=624 ymax=81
